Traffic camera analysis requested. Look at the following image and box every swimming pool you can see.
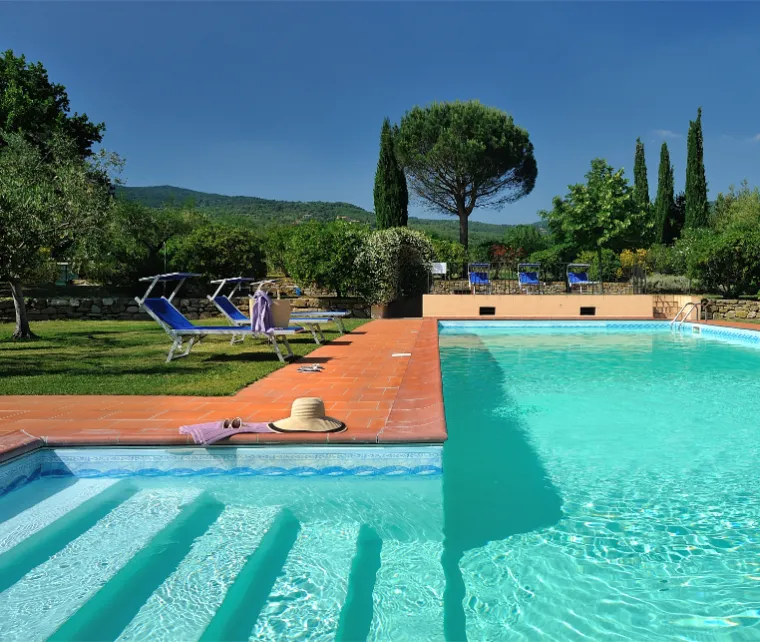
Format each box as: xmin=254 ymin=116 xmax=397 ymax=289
xmin=1 ymin=320 xmax=759 ymax=640
xmin=439 ymin=320 xmax=760 ymax=640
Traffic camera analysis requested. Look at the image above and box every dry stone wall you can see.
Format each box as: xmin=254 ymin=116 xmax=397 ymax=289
xmin=430 ymin=280 xmax=635 ymax=295
xmin=0 ymin=296 xmax=370 ymax=323
xmin=703 ymin=299 xmax=760 ymax=320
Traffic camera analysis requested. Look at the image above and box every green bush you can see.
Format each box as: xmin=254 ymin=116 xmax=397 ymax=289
xmin=429 ymin=238 xmax=468 ymax=277
xmin=645 ymin=273 xmax=694 ymax=294
xmin=645 ymin=244 xmax=686 ymax=276
xmin=168 ymin=224 xmax=266 ymax=280
xmin=684 ymin=227 xmax=760 ymax=297
xmin=284 ymin=221 xmax=368 ymax=296
xmin=263 ymin=225 xmax=295 ymax=276
xmin=502 ymin=224 xmax=550 ymax=256
xmin=528 ymin=244 xmax=574 ymax=281
xmin=355 ymin=228 xmax=433 ymax=305
xmin=574 ymin=249 xmax=621 ymax=282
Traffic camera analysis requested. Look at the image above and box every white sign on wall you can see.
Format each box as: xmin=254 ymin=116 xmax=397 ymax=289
xmin=431 ymin=262 xmax=448 ymax=275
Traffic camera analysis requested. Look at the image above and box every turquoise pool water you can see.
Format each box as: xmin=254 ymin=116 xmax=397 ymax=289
xmin=439 ymin=321 xmax=760 ymax=640
xmin=1 ymin=321 xmax=759 ymax=641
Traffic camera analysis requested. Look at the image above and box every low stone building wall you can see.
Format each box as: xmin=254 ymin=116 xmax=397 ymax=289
xmin=703 ymin=299 xmax=760 ymax=320
xmin=0 ymin=296 xmax=370 ymax=323
xmin=430 ymin=279 xmax=635 ymax=295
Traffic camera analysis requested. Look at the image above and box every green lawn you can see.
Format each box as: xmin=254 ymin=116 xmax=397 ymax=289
xmin=0 ymin=319 xmax=369 ymax=396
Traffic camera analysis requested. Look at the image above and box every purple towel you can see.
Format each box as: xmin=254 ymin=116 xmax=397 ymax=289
xmin=251 ymin=290 xmax=274 ymax=334
xmin=179 ymin=420 xmax=273 ymax=445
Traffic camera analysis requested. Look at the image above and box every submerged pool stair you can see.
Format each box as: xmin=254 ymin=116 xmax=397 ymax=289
xmin=0 ymin=480 xmax=446 ymax=641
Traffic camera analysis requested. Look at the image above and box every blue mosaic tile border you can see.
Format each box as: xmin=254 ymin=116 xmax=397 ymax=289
xmin=0 ymin=446 xmax=443 ymax=497
xmin=689 ymin=323 xmax=760 ymax=349
xmin=439 ymin=320 xmax=672 ymax=334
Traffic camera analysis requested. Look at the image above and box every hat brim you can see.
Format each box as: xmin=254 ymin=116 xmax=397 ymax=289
xmin=268 ymin=416 xmax=345 ymax=433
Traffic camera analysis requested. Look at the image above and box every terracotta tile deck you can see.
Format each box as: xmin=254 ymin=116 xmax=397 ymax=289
xmin=2 ymin=316 xmax=757 ymax=464
xmin=0 ymin=319 xmax=446 ymax=463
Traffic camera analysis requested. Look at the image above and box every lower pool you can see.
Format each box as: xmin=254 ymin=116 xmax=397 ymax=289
xmin=1 ymin=320 xmax=759 ymax=641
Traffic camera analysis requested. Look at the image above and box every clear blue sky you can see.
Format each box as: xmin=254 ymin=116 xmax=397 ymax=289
xmin=2 ymin=2 xmax=759 ymax=224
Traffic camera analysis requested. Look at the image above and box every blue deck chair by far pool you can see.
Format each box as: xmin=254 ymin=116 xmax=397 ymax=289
xmin=208 ymin=277 xmax=347 ymax=344
xmin=517 ymin=262 xmax=542 ymax=294
xmin=566 ymin=263 xmax=598 ymax=293
xmin=468 ymin=263 xmax=491 ymax=294
xmin=135 ymin=273 xmax=303 ymax=363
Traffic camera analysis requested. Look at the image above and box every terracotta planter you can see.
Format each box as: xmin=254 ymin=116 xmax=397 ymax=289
xmin=371 ymin=297 xmax=423 ymax=319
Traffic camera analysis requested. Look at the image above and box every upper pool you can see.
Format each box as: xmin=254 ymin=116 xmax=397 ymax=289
xmin=2 ymin=320 xmax=759 ymax=641
xmin=439 ymin=320 xmax=760 ymax=639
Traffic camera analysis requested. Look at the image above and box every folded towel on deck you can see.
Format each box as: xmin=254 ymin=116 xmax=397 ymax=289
xmin=179 ymin=420 xmax=273 ymax=445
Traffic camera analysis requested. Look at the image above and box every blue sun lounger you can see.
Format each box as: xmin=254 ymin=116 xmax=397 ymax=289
xmin=208 ymin=277 xmax=349 ymax=343
xmin=469 ymin=263 xmax=491 ymax=294
xmin=518 ymin=262 xmax=542 ymax=294
xmin=567 ymin=263 xmax=598 ymax=293
xmin=136 ymin=273 xmax=303 ymax=363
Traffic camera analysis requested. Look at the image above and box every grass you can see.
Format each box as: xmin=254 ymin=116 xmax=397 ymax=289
xmin=0 ymin=318 xmax=369 ymax=396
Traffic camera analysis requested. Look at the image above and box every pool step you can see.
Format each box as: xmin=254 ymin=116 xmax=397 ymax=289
xmin=368 ymin=539 xmax=445 ymax=641
xmin=249 ymin=519 xmax=360 ymax=641
xmin=0 ymin=487 xmax=201 ymax=642
xmin=200 ymin=508 xmax=302 ymax=642
xmin=0 ymin=479 xmax=118 ymax=556
xmin=49 ymin=492 xmax=225 ymax=642
xmin=0 ymin=480 xmax=137 ymax=595
xmin=116 ymin=505 xmax=279 ymax=641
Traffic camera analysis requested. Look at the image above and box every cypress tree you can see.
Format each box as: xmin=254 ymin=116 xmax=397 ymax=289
xmin=633 ymin=137 xmax=652 ymax=243
xmin=373 ymin=118 xmax=408 ymax=229
xmin=653 ymin=142 xmax=675 ymax=244
xmin=669 ymin=191 xmax=686 ymax=243
xmin=685 ymin=107 xmax=709 ymax=228
xmin=633 ymin=137 xmax=650 ymax=210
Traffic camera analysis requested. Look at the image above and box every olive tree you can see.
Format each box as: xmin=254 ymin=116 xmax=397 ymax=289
xmin=395 ymin=100 xmax=537 ymax=250
xmin=0 ymin=132 xmax=119 ymax=339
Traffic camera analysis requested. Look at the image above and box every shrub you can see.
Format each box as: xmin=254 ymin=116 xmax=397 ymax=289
xmin=575 ymin=249 xmax=621 ymax=282
xmin=502 ymin=224 xmax=550 ymax=256
xmin=528 ymin=244 xmax=574 ymax=281
xmin=284 ymin=221 xmax=368 ymax=296
xmin=429 ymin=238 xmax=468 ymax=278
xmin=645 ymin=244 xmax=686 ymax=276
xmin=684 ymin=227 xmax=760 ymax=297
xmin=168 ymin=224 xmax=266 ymax=280
xmin=263 ymin=225 xmax=295 ymax=276
xmin=355 ymin=228 xmax=433 ymax=305
xmin=645 ymin=273 xmax=694 ymax=294
xmin=619 ymin=249 xmax=648 ymax=279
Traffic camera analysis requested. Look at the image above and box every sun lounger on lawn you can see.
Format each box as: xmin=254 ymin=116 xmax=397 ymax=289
xmin=208 ymin=277 xmax=346 ymax=343
xmin=136 ymin=273 xmax=303 ymax=363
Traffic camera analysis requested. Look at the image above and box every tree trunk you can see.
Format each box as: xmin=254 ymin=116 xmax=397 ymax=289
xmin=9 ymin=279 xmax=37 ymax=340
xmin=597 ymin=247 xmax=605 ymax=295
xmin=458 ymin=202 xmax=469 ymax=277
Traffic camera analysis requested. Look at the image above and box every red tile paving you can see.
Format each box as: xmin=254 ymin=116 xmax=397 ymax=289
xmin=0 ymin=319 xmax=447 ymax=462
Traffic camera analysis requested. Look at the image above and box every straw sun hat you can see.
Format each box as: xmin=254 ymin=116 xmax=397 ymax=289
xmin=269 ymin=397 xmax=345 ymax=433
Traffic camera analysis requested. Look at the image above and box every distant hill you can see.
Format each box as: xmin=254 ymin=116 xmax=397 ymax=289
xmin=116 ymin=185 xmax=534 ymax=244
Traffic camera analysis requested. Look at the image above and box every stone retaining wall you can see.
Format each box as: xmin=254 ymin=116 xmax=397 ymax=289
xmin=430 ymin=280 xmax=635 ymax=295
xmin=703 ymin=298 xmax=760 ymax=320
xmin=0 ymin=296 xmax=371 ymax=322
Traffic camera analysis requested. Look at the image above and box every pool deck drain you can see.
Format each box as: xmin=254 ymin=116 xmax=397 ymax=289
xmin=0 ymin=319 xmax=446 ymax=462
